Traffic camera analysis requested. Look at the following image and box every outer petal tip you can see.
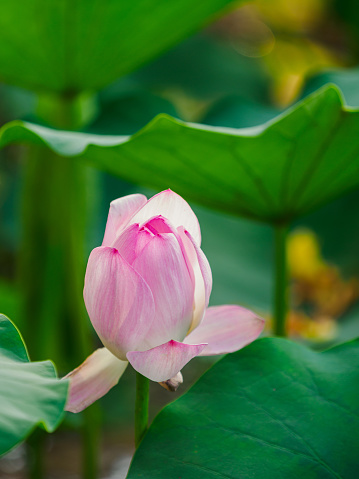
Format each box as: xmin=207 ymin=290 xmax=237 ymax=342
xmin=129 ymin=189 xmax=201 ymax=245
xmin=185 ymin=305 xmax=264 ymax=356
xmin=127 ymin=340 xmax=207 ymax=382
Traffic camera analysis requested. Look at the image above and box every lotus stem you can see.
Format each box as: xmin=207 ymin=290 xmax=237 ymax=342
xmin=135 ymin=372 xmax=150 ymax=448
xmin=273 ymin=223 xmax=289 ymax=337
xmin=27 ymin=429 xmax=45 ymax=479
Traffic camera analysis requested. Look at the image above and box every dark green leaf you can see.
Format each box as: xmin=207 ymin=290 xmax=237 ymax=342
xmin=0 ymin=314 xmax=68 ymax=456
xmin=128 ymin=337 xmax=359 ymax=478
xmin=1 ymin=85 xmax=359 ymax=223
xmin=0 ymin=0 xmax=238 ymax=93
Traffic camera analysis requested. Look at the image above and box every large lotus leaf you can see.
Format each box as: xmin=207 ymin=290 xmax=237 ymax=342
xmin=1 ymin=84 xmax=359 ymax=223
xmin=0 ymin=314 xmax=68 ymax=455
xmin=0 ymin=0 xmax=238 ymax=93
xmin=127 ymin=337 xmax=359 ymax=478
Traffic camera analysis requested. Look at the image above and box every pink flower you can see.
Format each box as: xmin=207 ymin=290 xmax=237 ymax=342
xmin=65 ymin=190 xmax=264 ymax=413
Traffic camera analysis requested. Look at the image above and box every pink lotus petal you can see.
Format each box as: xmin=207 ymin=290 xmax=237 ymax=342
xmin=143 ymin=215 xmax=173 ymax=234
xmin=144 ymin=217 xmax=196 ymax=289
xmin=185 ymin=305 xmax=265 ymax=356
xmin=64 ymin=348 xmax=128 ymax=413
xmin=127 ymin=340 xmax=206 ymax=382
xmin=84 ymin=247 xmax=155 ymax=359
xmin=102 ymin=194 xmax=147 ymax=246
xmin=129 ymin=189 xmax=201 ymax=245
xmin=178 ymin=227 xmax=212 ymax=332
xmin=132 ymin=233 xmax=194 ymax=347
xmin=185 ymin=230 xmax=212 ymax=307
xmin=112 ymin=223 xmax=141 ymax=264
xmin=112 ymin=223 xmax=154 ymax=265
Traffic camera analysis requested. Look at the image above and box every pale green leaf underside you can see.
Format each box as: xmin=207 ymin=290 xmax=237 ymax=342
xmin=128 ymin=337 xmax=359 ymax=478
xmin=0 ymin=0 xmax=237 ymax=92
xmin=0 ymin=84 xmax=358 ymax=222
xmin=0 ymin=315 xmax=68 ymax=456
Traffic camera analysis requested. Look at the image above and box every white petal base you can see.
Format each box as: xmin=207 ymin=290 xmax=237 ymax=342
xmin=64 ymin=348 xmax=128 ymax=413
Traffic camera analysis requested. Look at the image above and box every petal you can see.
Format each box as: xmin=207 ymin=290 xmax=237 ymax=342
xmin=127 ymin=340 xmax=206 ymax=382
xmin=179 ymin=228 xmax=212 ymax=333
xmin=64 ymin=348 xmax=128 ymax=413
xmin=144 ymin=216 xmax=196 ymax=288
xmin=102 ymin=194 xmax=147 ymax=246
xmin=143 ymin=215 xmax=173 ymax=235
xmin=132 ymin=233 xmax=194 ymax=347
xmin=112 ymin=223 xmax=154 ymax=265
xmin=112 ymin=223 xmax=140 ymax=264
xmin=84 ymin=246 xmax=155 ymax=359
xmin=129 ymin=189 xmax=201 ymax=245
xmin=185 ymin=305 xmax=265 ymax=356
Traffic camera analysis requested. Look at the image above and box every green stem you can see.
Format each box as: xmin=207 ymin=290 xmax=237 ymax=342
xmin=36 ymin=91 xmax=96 ymax=130
xmin=20 ymin=149 xmax=91 ymax=365
xmin=27 ymin=429 xmax=46 ymax=479
xmin=135 ymin=373 xmax=150 ymax=448
xmin=273 ymin=223 xmax=289 ymax=337
xmin=82 ymin=406 xmax=101 ymax=479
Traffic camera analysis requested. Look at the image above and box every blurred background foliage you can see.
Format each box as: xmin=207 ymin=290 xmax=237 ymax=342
xmin=1 ymin=0 xmax=359 ymax=477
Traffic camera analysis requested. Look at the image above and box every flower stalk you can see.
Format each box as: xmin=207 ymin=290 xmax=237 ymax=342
xmin=135 ymin=372 xmax=150 ymax=448
xmin=273 ymin=223 xmax=289 ymax=337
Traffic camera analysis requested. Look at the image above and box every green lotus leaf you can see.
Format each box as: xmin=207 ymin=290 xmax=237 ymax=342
xmin=0 ymin=85 xmax=358 ymax=223
xmin=0 ymin=314 xmax=68 ymax=456
xmin=128 ymin=337 xmax=359 ymax=478
xmin=0 ymin=0 xmax=237 ymax=93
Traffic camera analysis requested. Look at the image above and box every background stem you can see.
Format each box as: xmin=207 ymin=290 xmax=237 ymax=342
xmin=273 ymin=223 xmax=289 ymax=337
xmin=20 ymin=93 xmax=99 ymax=479
xmin=26 ymin=430 xmax=45 ymax=479
xmin=82 ymin=406 xmax=101 ymax=479
xmin=135 ymin=373 xmax=150 ymax=448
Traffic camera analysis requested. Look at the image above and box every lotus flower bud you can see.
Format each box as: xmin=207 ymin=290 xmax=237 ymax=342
xmin=65 ymin=190 xmax=265 ymax=413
